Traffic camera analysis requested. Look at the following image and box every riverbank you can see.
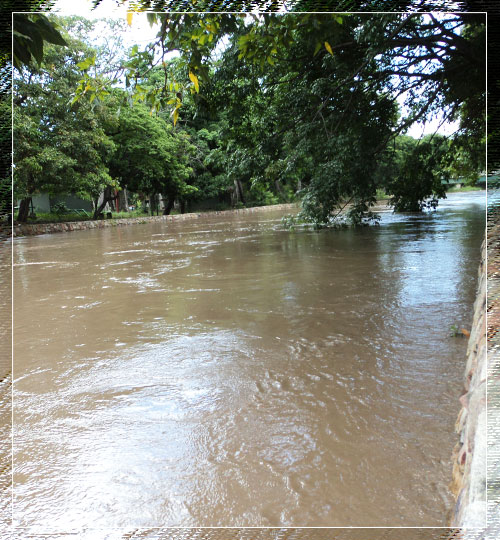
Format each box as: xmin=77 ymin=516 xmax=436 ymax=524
xmin=11 ymin=203 xmax=299 ymax=238
xmin=449 ymin=192 xmax=500 ymax=530
xmin=10 ymin=199 xmax=398 ymax=238
xmin=450 ymin=239 xmax=486 ymax=527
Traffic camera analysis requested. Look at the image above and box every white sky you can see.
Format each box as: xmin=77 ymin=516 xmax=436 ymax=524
xmin=52 ymin=0 xmax=159 ymax=46
xmin=406 ymin=117 xmax=459 ymax=138
xmin=51 ymin=0 xmax=460 ymax=138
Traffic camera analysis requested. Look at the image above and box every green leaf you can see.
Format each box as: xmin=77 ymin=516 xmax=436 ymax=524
xmin=147 ymin=13 xmax=157 ymax=27
xmin=13 ymin=39 xmax=32 ymax=68
xmin=77 ymin=56 xmax=95 ymax=71
xmin=238 ymin=35 xmax=249 ymax=46
xmin=33 ymin=15 xmax=67 ymax=46
xmin=313 ymin=42 xmax=322 ymax=56
xmin=18 ymin=22 xmax=44 ymax=64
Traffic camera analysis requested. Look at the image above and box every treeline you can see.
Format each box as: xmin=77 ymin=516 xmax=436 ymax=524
xmin=12 ymin=13 xmax=485 ymax=225
xmin=13 ymin=18 xmax=237 ymax=222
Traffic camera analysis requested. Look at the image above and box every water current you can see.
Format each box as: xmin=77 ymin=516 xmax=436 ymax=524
xmin=12 ymin=192 xmax=486 ymax=529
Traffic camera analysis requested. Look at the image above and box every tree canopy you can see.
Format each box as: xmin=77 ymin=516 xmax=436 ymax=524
xmin=13 ymin=22 xmax=116 ymax=221
xmin=115 ymin=12 xmax=484 ymax=224
xmin=12 ymin=12 xmax=486 ymax=225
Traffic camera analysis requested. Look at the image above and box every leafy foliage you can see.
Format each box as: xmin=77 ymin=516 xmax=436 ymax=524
xmin=13 ymin=22 xmax=116 ymax=220
xmin=13 ymin=14 xmax=67 ymax=70
xmin=108 ymin=96 xmax=195 ymax=213
xmin=97 ymin=12 xmax=484 ymax=225
xmin=12 ymin=12 xmax=486 ymax=226
xmin=386 ymin=136 xmax=450 ymax=212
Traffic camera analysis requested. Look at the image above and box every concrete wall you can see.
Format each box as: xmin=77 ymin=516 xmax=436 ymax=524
xmin=17 ymin=194 xmax=93 ymax=214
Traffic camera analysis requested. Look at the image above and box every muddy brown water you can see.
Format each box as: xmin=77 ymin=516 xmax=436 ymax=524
xmin=11 ymin=192 xmax=485 ymax=530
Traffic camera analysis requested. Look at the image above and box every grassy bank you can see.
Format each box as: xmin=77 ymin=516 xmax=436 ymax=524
xmin=446 ymin=185 xmax=484 ymax=193
xmin=23 ymin=208 xmax=163 ymax=224
xmin=21 ymin=202 xmax=263 ymax=225
xmin=16 ymin=187 xmax=484 ymax=225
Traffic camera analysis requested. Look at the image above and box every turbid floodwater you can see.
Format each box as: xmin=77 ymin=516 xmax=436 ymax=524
xmin=12 ymin=191 xmax=485 ymax=530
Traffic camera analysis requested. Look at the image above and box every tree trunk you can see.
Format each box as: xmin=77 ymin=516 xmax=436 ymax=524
xmin=163 ymin=194 xmax=175 ymax=215
xmin=149 ymin=193 xmax=156 ymax=216
xmin=233 ymin=179 xmax=245 ymax=206
xmin=180 ymin=200 xmax=186 ymax=214
xmin=17 ymin=197 xmax=31 ymax=223
xmin=93 ymin=186 xmax=116 ymax=219
xmin=275 ymin=179 xmax=286 ymax=201
xmin=118 ymin=188 xmax=128 ymax=212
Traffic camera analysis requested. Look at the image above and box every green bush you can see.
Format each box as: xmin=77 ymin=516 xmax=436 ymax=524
xmin=51 ymin=202 xmax=70 ymax=215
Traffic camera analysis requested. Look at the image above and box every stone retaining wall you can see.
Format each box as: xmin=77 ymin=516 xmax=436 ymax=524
xmin=12 ymin=203 xmax=298 ymax=237
xmin=449 ymin=196 xmax=500 ymax=539
xmin=450 ymin=238 xmax=487 ymax=527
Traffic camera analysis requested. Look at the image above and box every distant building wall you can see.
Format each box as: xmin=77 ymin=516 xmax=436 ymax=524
xmin=31 ymin=194 xmax=50 ymax=213
xmin=50 ymin=195 xmax=93 ymax=212
xmin=20 ymin=194 xmax=93 ymax=213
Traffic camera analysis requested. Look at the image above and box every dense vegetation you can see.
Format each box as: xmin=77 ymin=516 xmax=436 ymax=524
xmin=12 ymin=12 xmax=485 ymax=226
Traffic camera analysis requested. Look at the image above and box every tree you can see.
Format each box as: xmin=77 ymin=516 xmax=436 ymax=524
xmin=99 ymin=12 xmax=485 ymax=225
xmin=1 ymin=10 xmax=68 ymax=221
xmin=107 ymin=97 xmax=195 ymax=216
xmin=13 ymin=22 xmax=115 ymax=222
xmin=13 ymin=11 xmax=487 ymax=226
xmin=384 ymin=135 xmax=450 ymax=212
xmin=2 ymin=2 xmax=495 ymax=225
xmin=0 ymin=99 xmax=10 ymax=220
xmin=182 ymin=126 xmax=233 ymax=209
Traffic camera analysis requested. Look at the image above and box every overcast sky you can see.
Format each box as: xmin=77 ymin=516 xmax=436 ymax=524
xmin=52 ymin=0 xmax=159 ymax=45
xmin=50 ymin=0 xmax=460 ymax=138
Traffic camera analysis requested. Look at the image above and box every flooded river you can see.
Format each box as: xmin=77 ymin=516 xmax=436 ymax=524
xmin=12 ymin=192 xmax=485 ymax=530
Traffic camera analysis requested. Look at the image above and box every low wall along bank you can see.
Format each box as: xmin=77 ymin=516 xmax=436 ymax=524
xmin=12 ymin=204 xmax=298 ymax=237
